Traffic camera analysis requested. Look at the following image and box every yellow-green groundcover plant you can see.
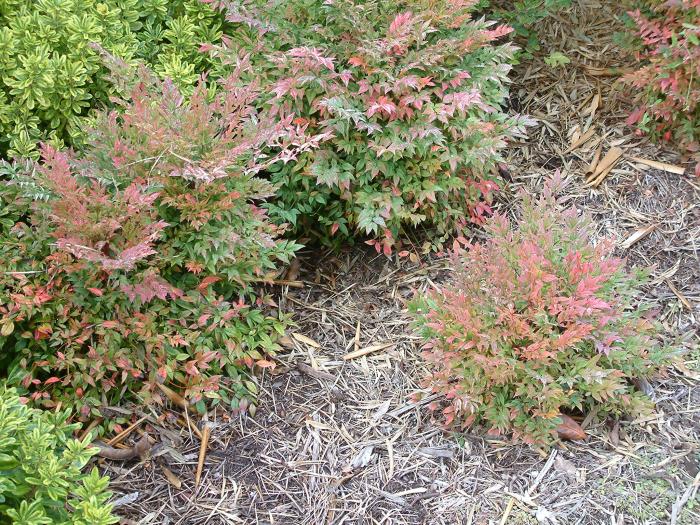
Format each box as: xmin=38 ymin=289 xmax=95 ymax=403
xmin=0 ymin=385 xmax=117 ymax=524
xmin=0 ymin=0 xmax=227 ymax=159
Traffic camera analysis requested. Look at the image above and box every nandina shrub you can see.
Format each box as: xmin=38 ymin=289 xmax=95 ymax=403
xmin=0 ymin=60 xmax=321 ymax=423
xmin=409 ymin=180 xmax=669 ymax=445
xmin=622 ymin=0 xmax=699 ymax=176
xmin=488 ymin=0 xmax=572 ymax=56
xmin=208 ymin=0 xmax=524 ymax=253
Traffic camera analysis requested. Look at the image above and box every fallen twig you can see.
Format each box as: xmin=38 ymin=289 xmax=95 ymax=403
xmin=620 ymin=224 xmax=657 ymax=249
xmin=106 ymin=416 xmax=148 ymax=447
xmin=499 ymin=497 xmax=515 ymax=525
xmin=671 ymin=472 xmax=700 ymax=524
xmin=79 ymin=417 xmax=103 ymax=441
xmin=629 ymin=156 xmax=686 ymax=175
xmin=266 ymin=279 xmax=304 ymax=288
xmin=343 ymin=342 xmax=395 ymax=360
xmin=297 ymin=362 xmax=335 ymax=381
xmin=527 ymin=449 xmax=558 ymax=495
xmin=178 ymin=414 xmax=203 ymax=440
xmin=666 ymin=280 xmax=693 ymax=311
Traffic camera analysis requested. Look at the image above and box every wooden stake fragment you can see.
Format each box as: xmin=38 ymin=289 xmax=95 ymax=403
xmin=195 ymin=423 xmax=212 ymax=487
xmin=620 ymin=224 xmax=656 ymax=249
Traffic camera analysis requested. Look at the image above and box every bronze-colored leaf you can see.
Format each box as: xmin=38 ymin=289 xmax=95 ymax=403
xmin=285 ymin=257 xmax=301 ymax=281
xmin=556 ymin=414 xmax=587 ymax=441
xmin=609 ymin=420 xmax=620 ymax=447
xmin=278 ymin=335 xmax=294 ymax=348
xmin=162 ymin=465 xmax=182 ymax=489
xmin=157 ymin=383 xmax=190 ymax=410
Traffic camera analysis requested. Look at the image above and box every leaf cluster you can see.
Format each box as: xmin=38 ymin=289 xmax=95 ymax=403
xmin=487 ymin=0 xmax=573 ymax=56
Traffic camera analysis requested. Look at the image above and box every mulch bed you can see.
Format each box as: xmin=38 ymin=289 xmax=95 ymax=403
xmin=104 ymin=1 xmax=699 ymax=523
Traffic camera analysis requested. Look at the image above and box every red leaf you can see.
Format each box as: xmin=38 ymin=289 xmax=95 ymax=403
xmin=626 ymin=106 xmax=645 ymax=126
xmin=44 ymin=377 xmax=61 ymax=385
xmin=197 ymin=276 xmax=222 ymax=294
xmin=388 ymin=12 xmax=414 ymax=37
xmin=34 ymin=324 xmax=52 ymax=340
xmin=87 ymin=287 xmax=104 ymax=296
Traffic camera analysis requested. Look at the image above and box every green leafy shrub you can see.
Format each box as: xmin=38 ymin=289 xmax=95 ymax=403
xmin=0 ymin=59 xmax=321 ymax=422
xmin=488 ymin=0 xmax=572 ymax=56
xmin=0 ymin=384 xmax=116 ymax=524
xmin=621 ymin=0 xmax=699 ymax=176
xmin=209 ymin=0 xmax=523 ymax=253
xmin=409 ymin=178 xmax=669 ymax=444
xmin=0 ymin=0 xmax=228 ymax=159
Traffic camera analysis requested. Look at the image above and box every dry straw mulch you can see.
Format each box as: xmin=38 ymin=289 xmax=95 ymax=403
xmin=106 ymin=1 xmax=699 ymax=523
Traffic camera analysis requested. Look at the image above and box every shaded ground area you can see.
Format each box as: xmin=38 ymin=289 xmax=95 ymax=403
xmin=107 ymin=1 xmax=699 ymax=523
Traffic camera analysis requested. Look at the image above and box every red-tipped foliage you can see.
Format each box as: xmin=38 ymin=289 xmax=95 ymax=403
xmin=39 ymin=145 xmax=167 ymax=271
xmin=622 ymin=0 xmax=699 ymax=175
xmin=410 ymin=178 xmax=670 ymax=444
xmin=0 ymin=60 xmax=320 ymax=425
